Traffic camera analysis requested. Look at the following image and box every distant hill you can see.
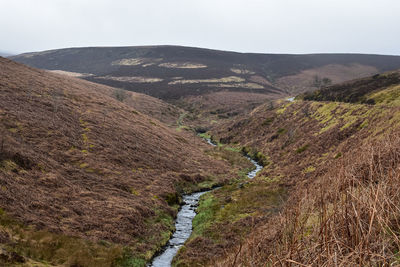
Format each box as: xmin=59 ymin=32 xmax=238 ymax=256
xmin=11 ymin=46 xmax=400 ymax=100
xmin=0 ymin=51 xmax=12 ymax=57
xmin=12 ymin=46 xmax=400 ymax=130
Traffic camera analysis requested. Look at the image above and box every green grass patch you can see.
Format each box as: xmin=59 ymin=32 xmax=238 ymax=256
xmin=262 ymin=117 xmax=275 ymax=126
xmin=276 ymin=102 xmax=293 ymax=114
xmin=196 ymin=180 xmax=220 ymax=190
xmin=277 ymin=128 xmax=287 ymax=135
xmin=296 ymin=144 xmax=309 ymax=154
xmin=130 ymin=187 xmax=140 ymax=196
xmin=224 ymin=146 xmax=241 ymax=152
xmin=191 ymin=194 xmax=218 ymax=238
xmin=0 ymin=209 xmax=130 ymax=266
xmin=176 ymin=112 xmax=187 ymax=126
xmin=241 ymin=147 xmax=270 ymax=166
xmin=175 ymin=125 xmax=191 ymax=132
xmin=175 ymin=179 xmax=286 ymax=266
xmin=334 ymin=152 xmax=342 ymax=159
xmin=0 ymin=200 xmax=177 ymax=267
xmin=309 ymin=101 xmax=380 ymax=134
xmin=198 ymin=132 xmax=211 ymax=139
xmin=366 ymin=84 xmax=400 ymax=106
xmin=79 ymin=162 xmax=89 ymax=168
xmin=303 ymin=166 xmax=316 ymax=173
xmin=0 ymin=160 xmax=18 ymax=172
xmin=115 ymin=256 xmax=147 ymax=267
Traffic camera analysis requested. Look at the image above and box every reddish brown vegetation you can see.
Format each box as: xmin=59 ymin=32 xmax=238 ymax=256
xmin=275 ymin=63 xmax=380 ymax=95
xmin=3 ymin=52 xmax=400 ymax=266
xmin=212 ymin=101 xmax=365 ymax=186
xmin=302 ymin=70 xmax=400 ymax=103
xmin=218 ymin=133 xmax=400 ymax=266
xmin=174 ymin=91 xmax=276 ymax=129
xmin=185 ymin=73 xmax=400 ymax=265
xmin=0 ymin=57 xmax=234 ymax=263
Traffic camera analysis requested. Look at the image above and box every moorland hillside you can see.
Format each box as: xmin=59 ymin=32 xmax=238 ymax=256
xmin=0 ymin=57 xmax=245 ymax=266
xmin=173 ymin=71 xmax=400 ymax=266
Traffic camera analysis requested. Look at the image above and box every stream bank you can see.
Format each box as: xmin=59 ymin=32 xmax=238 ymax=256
xmin=149 ymin=137 xmax=263 ymax=267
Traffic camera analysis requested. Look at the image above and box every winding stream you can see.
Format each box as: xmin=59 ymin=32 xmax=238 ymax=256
xmin=149 ymin=137 xmax=263 ymax=267
xmin=205 ymin=137 xmax=263 ymax=178
xmin=149 ymin=191 xmax=208 ymax=267
xmin=246 ymin=157 xmax=263 ymax=179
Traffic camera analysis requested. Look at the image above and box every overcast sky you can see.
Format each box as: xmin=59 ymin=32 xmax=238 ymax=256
xmin=1 ymin=0 xmax=399 ymax=55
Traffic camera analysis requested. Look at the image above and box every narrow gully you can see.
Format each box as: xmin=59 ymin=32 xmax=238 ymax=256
xmin=149 ymin=137 xmax=262 ymax=267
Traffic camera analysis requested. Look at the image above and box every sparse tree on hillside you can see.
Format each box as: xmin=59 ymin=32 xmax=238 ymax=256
xmin=51 ymin=89 xmax=63 ymax=113
xmin=322 ymin=77 xmax=332 ymax=86
xmin=312 ymin=75 xmax=332 ymax=89
xmin=50 ymin=89 xmax=64 ymax=128
xmin=113 ymin=89 xmax=127 ymax=102
xmin=101 ymin=110 xmax=108 ymax=125
xmin=267 ymin=101 xmax=274 ymax=110
xmin=312 ymin=75 xmax=322 ymax=88
xmin=302 ymin=105 xmax=310 ymax=117
xmin=0 ymin=128 xmax=6 ymax=156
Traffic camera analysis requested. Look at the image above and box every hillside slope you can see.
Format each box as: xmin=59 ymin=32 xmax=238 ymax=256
xmin=0 ymin=57 xmax=238 ymax=266
xmin=301 ymin=70 xmax=400 ymax=104
xmin=173 ymin=72 xmax=400 ymax=266
xmin=46 ymin=69 xmax=185 ymax=127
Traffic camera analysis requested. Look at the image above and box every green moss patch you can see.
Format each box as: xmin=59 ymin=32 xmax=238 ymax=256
xmin=174 ymin=179 xmax=286 ymax=266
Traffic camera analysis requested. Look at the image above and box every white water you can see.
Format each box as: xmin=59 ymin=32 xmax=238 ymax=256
xmin=245 ymin=157 xmax=263 ymax=179
xmin=149 ymin=191 xmax=207 ymax=267
xmin=205 ymin=137 xmax=217 ymax=147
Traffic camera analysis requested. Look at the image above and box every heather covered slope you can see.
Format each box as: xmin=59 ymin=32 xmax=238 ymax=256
xmin=173 ymin=73 xmax=400 ymax=266
xmin=46 ymin=69 xmax=184 ymax=127
xmin=0 ymin=57 xmax=238 ymax=266
xmin=216 ymin=133 xmax=400 ymax=266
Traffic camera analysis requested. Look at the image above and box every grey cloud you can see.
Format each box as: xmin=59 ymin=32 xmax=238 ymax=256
xmin=0 ymin=0 xmax=399 ymax=55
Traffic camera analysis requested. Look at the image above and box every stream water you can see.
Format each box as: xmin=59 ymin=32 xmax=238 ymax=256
xmin=149 ymin=137 xmax=263 ymax=267
xmin=246 ymin=157 xmax=263 ymax=179
xmin=149 ymin=191 xmax=207 ymax=267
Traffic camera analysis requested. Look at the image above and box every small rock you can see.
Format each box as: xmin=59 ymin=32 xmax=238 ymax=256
xmin=9 ymin=251 xmax=25 ymax=263
xmin=0 ymin=230 xmax=10 ymax=244
xmin=0 ymin=249 xmax=25 ymax=264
